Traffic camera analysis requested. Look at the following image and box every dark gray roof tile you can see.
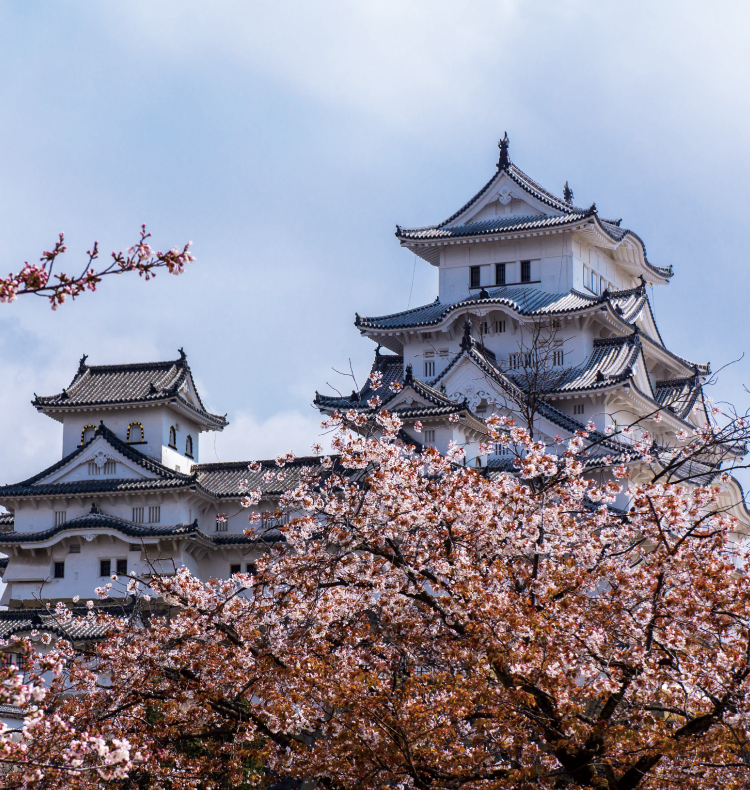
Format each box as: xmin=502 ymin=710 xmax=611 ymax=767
xmin=33 ymin=352 xmax=227 ymax=428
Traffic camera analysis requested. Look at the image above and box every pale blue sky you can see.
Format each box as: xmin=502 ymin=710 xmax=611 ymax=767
xmin=1 ymin=0 xmax=749 ymax=482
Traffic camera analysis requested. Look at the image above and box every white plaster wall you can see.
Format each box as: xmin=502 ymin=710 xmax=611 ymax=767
xmin=572 ymin=240 xmax=636 ymax=294
xmin=60 ymin=407 xmax=202 ymax=468
xmin=440 ymin=235 xmax=575 ymax=303
xmin=11 ymin=495 xmax=194 ymax=533
xmin=62 ymin=407 xmax=166 ymax=461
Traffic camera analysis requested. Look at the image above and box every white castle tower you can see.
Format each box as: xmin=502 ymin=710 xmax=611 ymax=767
xmin=0 ymin=351 xmax=321 ymax=628
xmin=315 ymin=135 xmax=749 ymax=523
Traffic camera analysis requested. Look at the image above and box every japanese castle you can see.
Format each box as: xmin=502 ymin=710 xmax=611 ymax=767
xmin=0 ymin=135 xmax=746 ymax=646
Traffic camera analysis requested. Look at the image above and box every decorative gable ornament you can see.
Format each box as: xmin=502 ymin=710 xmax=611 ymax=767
xmin=493 ymin=185 xmax=516 ymax=205
xmin=90 ymin=451 xmax=109 ymax=468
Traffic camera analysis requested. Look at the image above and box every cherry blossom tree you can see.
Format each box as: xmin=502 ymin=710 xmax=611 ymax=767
xmin=4 ymin=410 xmax=750 ymax=789
xmin=0 ymin=632 xmax=132 ymax=788
xmin=0 ymin=225 xmax=194 ymax=309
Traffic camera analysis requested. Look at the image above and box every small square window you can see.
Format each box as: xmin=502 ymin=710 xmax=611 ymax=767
xmin=246 ymin=563 xmax=257 ymax=575
xmin=470 ymin=266 xmax=481 ymax=288
xmin=116 ymin=559 xmax=127 ymax=576
xmin=230 ymin=564 xmax=241 ymax=576
xmin=521 ymin=260 xmax=531 ymax=283
xmin=69 ymin=544 xmax=80 ymax=554
xmin=100 ymin=559 xmax=111 ymax=577
xmin=495 ymin=263 xmax=506 ymax=286
xmin=129 ymin=544 xmax=140 ymax=552
xmin=53 ymin=561 xmax=65 ymax=579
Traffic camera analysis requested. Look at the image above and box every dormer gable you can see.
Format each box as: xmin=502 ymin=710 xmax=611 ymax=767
xmin=39 ymin=435 xmax=156 ymax=485
xmin=456 ymin=171 xmax=552 ymax=225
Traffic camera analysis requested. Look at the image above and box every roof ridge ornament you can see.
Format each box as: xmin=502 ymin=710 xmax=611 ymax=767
xmin=563 ymin=182 xmax=574 ymax=204
xmin=405 ymin=363 xmax=414 ymax=384
xmin=78 ymin=354 xmax=88 ymax=372
xmin=497 ymin=132 xmax=510 ymax=170
xmin=178 ymin=347 xmax=187 ymax=362
xmin=89 ymin=502 xmax=102 ymax=515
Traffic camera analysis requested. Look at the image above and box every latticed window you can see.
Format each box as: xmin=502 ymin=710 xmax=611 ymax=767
xmin=103 ymin=460 xmax=116 ymax=475
xmin=69 ymin=543 xmax=81 ymax=554
xmin=573 ymin=404 xmax=585 ymax=415
xmin=496 ymin=263 xmax=505 ymax=286
xmin=53 ymin=561 xmax=65 ymax=579
xmin=148 ymin=506 xmax=160 ymax=524
xmin=100 ymin=559 xmax=111 ymax=577
xmin=470 ymin=266 xmax=481 ymax=288
xmin=508 ymin=353 xmax=521 ymax=370
xmin=521 ymin=260 xmax=531 ymax=283
xmin=495 ymin=319 xmax=506 ymax=333
xmin=424 ymin=429 xmax=436 ymax=444
xmin=424 ymin=361 xmax=435 ymax=377
xmin=54 ymin=511 xmax=66 ymax=526
xmin=230 ymin=564 xmax=241 ymax=576
xmin=116 ymin=559 xmax=127 ymax=576
xmin=552 ymin=350 xmax=564 ymax=366
xmin=132 ymin=507 xmax=144 ymax=524
xmin=0 ymin=653 xmax=25 ymax=671
xmin=216 ymin=517 xmax=228 ymax=532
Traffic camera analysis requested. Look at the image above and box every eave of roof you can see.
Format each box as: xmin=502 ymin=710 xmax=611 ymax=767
xmin=33 ymin=353 xmax=228 ymax=429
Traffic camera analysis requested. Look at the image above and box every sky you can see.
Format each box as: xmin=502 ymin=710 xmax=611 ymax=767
xmin=1 ymin=0 xmax=750 ymax=484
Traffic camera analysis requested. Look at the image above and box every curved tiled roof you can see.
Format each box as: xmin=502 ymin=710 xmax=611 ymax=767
xmin=396 ymin=211 xmax=593 ymax=241
xmin=33 ymin=351 xmax=227 ymax=428
xmin=654 ymin=376 xmax=702 ymax=419
xmin=357 ymin=287 xmax=603 ymax=330
xmin=0 ymin=503 xmax=287 ymax=547
xmin=543 ymin=335 xmax=642 ymax=394
xmin=0 ymin=505 xmax=200 ymax=544
xmin=194 ymin=456 xmax=332 ymax=499
xmin=0 ymin=603 xmax=136 ymax=641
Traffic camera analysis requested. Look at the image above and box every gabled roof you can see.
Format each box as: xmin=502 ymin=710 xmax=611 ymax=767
xmin=394 ymin=136 xmax=673 ymax=282
xmin=0 ymin=423 xmax=194 ymax=499
xmin=314 ymin=351 xmax=486 ymax=436
xmin=33 ymin=350 xmax=227 ymax=430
